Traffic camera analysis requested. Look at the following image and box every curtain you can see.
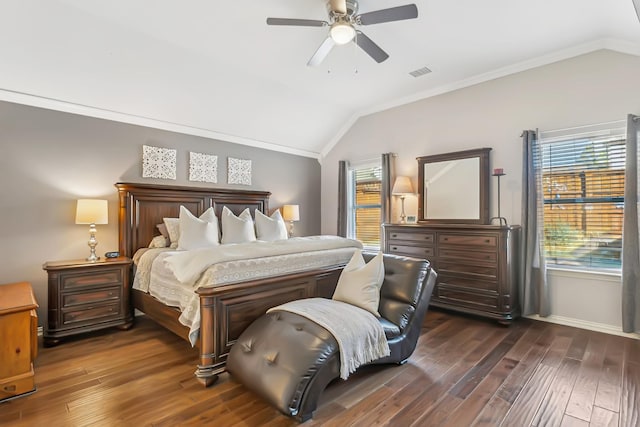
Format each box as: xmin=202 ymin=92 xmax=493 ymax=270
xmin=380 ymin=153 xmax=396 ymax=247
xmin=521 ymin=130 xmax=550 ymax=316
xmin=622 ymin=114 xmax=640 ymax=333
xmin=337 ymin=160 xmax=349 ymax=237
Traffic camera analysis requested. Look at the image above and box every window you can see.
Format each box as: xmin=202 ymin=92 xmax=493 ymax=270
xmin=539 ymin=129 xmax=625 ymax=270
xmin=348 ymin=162 xmax=382 ymax=249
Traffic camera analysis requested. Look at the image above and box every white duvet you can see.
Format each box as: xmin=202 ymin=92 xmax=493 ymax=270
xmin=163 ymin=235 xmax=362 ymax=286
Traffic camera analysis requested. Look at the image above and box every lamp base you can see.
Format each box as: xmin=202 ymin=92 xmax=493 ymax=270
xmin=87 ymin=223 xmax=100 ymax=262
xmin=287 ymin=221 xmax=295 ymax=238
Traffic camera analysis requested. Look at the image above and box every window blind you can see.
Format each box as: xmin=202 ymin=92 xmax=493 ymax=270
xmin=538 ymin=134 xmax=625 ymax=269
xmin=351 ymin=165 xmax=382 ymax=247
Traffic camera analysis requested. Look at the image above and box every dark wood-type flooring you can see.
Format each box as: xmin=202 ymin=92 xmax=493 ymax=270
xmin=1 ymin=310 xmax=638 ymax=426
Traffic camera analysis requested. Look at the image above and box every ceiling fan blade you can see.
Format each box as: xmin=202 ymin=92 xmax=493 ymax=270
xmin=634 ymin=0 xmax=640 ymax=23
xmin=266 ymin=17 xmax=327 ymax=27
xmin=329 ymin=0 xmax=347 ymax=15
xmin=354 ymin=31 xmax=389 ymax=63
xmin=358 ymin=4 xmax=418 ymax=25
xmin=307 ymin=37 xmax=336 ymax=67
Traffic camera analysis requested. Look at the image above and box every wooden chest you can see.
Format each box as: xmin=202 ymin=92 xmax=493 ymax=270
xmin=0 ymin=281 xmax=38 ymax=401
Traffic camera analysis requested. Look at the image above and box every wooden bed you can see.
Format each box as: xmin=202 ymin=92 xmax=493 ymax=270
xmin=116 ymin=183 xmax=345 ymax=386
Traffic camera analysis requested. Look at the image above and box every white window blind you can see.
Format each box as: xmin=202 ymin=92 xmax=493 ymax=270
xmin=538 ymin=127 xmax=625 ymax=270
xmin=348 ymin=163 xmax=382 ymax=248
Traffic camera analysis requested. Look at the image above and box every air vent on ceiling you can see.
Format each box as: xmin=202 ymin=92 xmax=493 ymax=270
xmin=409 ymin=66 xmax=432 ymax=78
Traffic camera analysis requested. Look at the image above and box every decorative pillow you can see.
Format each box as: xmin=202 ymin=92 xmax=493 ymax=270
xmin=221 ymin=207 xmax=256 ymax=244
xmin=157 ymin=223 xmax=169 ymax=239
xmin=177 ymin=206 xmax=219 ymax=250
xmin=254 ymin=209 xmax=288 ymax=241
xmin=162 ymin=217 xmax=181 ymax=248
xmin=148 ymin=234 xmax=169 ymax=248
xmin=332 ymin=250 xmax=385 ymax=317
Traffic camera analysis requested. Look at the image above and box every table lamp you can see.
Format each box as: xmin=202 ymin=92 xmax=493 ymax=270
xmin=392 ymin=176 xmax=414 ymax=223
xmin=282 ymin=204 xmax=300 ymax=237
xmin=76 ymin=199 xmax=108 ymax=262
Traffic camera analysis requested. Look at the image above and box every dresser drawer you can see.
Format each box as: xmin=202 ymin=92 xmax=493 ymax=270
xmin=62 ymin=287 xmax=121 ymax=308
xmin=438 ymin=234 xmax=497 ymax=247
xmin=61 ymin=269 xmax=123 ymax=290
xmin=0 ymin=374 xmax=35 ymax=401
xmin=435 ymin=286 xmax=499 ymax=311
xmin=387 ymin=244 xmax=434 ymax=259
xmin=438 ymin=274 xmax=499 ymax=292
xmin=387 ymin=231 xmax=435 ymax=244
xmin=438 ymin=248 xmax=497 ymax=262
xmin=62 ymin=304 xmax=121 ymax=326
xmin=438 ymin=260 xmax=497 ymax=280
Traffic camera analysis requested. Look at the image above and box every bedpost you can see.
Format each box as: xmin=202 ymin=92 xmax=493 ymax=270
xmin=195 ymin=294 xmax=219 ymax=387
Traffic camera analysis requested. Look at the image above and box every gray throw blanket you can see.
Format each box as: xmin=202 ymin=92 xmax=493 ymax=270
xmin=268 ymin=298 xmax=390 ymax=379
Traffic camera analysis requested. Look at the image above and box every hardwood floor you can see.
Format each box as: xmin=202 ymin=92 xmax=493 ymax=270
xmin=1 ymin=310 xmax=638 ymax=426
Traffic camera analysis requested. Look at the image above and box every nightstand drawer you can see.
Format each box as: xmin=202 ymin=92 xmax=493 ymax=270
xmin=61 ymin=269 xmax=123 ymax=290
xmin=62 ymin=287 xmax=121 ymax=308
xmin=62 ymin=304 xmax=121 ymax=326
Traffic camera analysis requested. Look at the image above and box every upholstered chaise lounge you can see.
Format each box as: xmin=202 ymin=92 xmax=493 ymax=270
xmin=226 ymin=253 xmax=437 ymax=422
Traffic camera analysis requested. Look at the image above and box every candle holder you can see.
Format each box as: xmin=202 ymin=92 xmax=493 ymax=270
xmin=490 ymin=169 xmax=507 ymax=226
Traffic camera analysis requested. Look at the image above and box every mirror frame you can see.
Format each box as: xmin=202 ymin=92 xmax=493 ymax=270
xmin=417 ymin=147 xmax=492 ymax=224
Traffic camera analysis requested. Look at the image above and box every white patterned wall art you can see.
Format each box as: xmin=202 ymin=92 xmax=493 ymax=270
xmin=142 ymin=145 xmax=177 ymax=180
xmin=189 ymin=152 xmax=218 ymax=183
xmin=227 ymin=157 xmax=252 ymax=185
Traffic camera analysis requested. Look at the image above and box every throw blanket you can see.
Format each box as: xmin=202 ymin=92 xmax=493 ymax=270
xmin=164 ymin=236 xmax=362 ymax=286
xmin=267 ymin=298 xmax=390 ymax=380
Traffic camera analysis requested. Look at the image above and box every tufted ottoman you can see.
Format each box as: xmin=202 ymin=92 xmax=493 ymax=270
xmin=226 ymin=253 xmax=436 ymax=421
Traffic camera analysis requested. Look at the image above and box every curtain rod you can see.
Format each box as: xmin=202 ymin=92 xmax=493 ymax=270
xmin=541 ymin=119 xmax=626 ymax=136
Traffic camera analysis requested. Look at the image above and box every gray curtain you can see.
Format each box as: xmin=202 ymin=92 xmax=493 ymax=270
xmin=381 ymin=152 xmax=396 ymax=227
xmin=337 ymin=160 xmax=349 ymax=237
xmin=521 ymin=130 xmax=550 ymax=316
xmin=622 ymin=114 xmax=640 ymax=333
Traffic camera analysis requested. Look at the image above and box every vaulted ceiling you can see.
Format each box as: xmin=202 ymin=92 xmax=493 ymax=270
xmin=2 ymin=0 xmax=639 ymax=159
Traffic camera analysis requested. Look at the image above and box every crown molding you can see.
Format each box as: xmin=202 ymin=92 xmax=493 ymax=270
xmin=0 ymin=88 xmax=320 ymax=159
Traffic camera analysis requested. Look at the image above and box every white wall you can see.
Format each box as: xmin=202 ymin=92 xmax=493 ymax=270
xmin=321 ymin=49 xmax=640 ymax=334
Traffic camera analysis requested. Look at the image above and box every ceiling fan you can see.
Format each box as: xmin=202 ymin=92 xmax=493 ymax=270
xmin=266 ymin=0 xmax=418 ymax=66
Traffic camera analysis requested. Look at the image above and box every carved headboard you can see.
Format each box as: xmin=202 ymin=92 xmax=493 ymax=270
xmin=115 ymin=183 xmax=271 ymax=258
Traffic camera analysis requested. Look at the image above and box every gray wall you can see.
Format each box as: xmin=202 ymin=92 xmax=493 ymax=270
xmin=0 ymin=101 xmax=321 ymax=323
xmin=321 ymin=49 xmax=640 ymax=334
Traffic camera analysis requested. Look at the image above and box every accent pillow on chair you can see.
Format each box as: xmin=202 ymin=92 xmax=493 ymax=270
xmin=254 ymin=209 xmax=288 ymax=241
xmin=332 ymin=249 xmax=385 ymax=316
xmin=221 ymin=207 xmax=257 ymax=244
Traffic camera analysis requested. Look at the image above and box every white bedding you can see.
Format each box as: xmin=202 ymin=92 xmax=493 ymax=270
xmin=132 ymin=236 xmax=362 ymax=345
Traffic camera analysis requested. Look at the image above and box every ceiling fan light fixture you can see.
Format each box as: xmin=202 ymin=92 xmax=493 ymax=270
xmin=330 ymin=22 xmax=355 ymax=44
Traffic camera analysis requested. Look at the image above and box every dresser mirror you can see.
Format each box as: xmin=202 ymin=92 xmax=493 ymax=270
xmin=417 ymin=147 xmax=491 ymax=224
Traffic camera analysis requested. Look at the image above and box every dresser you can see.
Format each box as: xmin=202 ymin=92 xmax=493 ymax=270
xmin=383 ymin=223 xmax=521 ymax=324
xmin=42 ymin=257 xmax=132 ymax=346
xmin=0 ymin=282 xmax=38 ymax=402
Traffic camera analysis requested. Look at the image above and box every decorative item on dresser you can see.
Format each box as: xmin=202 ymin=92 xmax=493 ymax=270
xmin=0 ymin=282 xmax=38 ymax=402
xmin=42 ymin=257 xmax=132 ymax=346
xmin=383 ymin=223 xmax=521 ymax=324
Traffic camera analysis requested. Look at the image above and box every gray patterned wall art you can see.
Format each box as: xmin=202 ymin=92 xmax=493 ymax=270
xmin=227 ymin=157 xmax=252 ymax=185
xmin=142 ymin=144 xmax=177 ymax=180
xmin=189 ymin=151 xmax=218 ymax=183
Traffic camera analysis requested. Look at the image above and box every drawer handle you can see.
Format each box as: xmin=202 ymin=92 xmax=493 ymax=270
xmin=485 ymin=239 xmax=491 ymax=243
xmin=391 ymin=247 xmax=398 ymax=251
xmin=4 ymin=385 xmax=16 ymax=392
xmin=391 ymin=234 xmax=398 ymax=238
xmin=443 ymin=238 xmax=448 ymax=241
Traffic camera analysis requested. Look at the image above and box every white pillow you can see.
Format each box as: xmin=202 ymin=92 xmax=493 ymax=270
xmin=148 ymin=235 xmax=169 ymax=248
xmin=254 ymin=209 xmax=288 ymax=241
xmin=332 ymin=250 xmax=385 ymax=317
xmin=221 ymin=207 xmax=257 ymax=244
xmin=176 ymin=206 xmax=219 ymax=250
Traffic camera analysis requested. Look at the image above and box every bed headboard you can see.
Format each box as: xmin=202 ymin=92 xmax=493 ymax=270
xmin=115 ymin=183 xmax=271 ymax=258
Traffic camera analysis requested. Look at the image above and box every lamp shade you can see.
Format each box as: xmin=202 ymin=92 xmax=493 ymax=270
xmin=75 ymin=199 xmax=108 ymax=225
xmin=282 ymin=204 xmax=300 ymax=222
xmin=392 ymin=176 xmax=414 ymax=195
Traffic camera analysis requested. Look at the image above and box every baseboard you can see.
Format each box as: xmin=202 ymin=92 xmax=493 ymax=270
xmin=525 ymin=314 xmax=639 ymax=339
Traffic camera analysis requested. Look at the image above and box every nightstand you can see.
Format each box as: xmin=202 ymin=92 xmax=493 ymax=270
xmin=42 ymin=257 xmax=133 ymax=346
